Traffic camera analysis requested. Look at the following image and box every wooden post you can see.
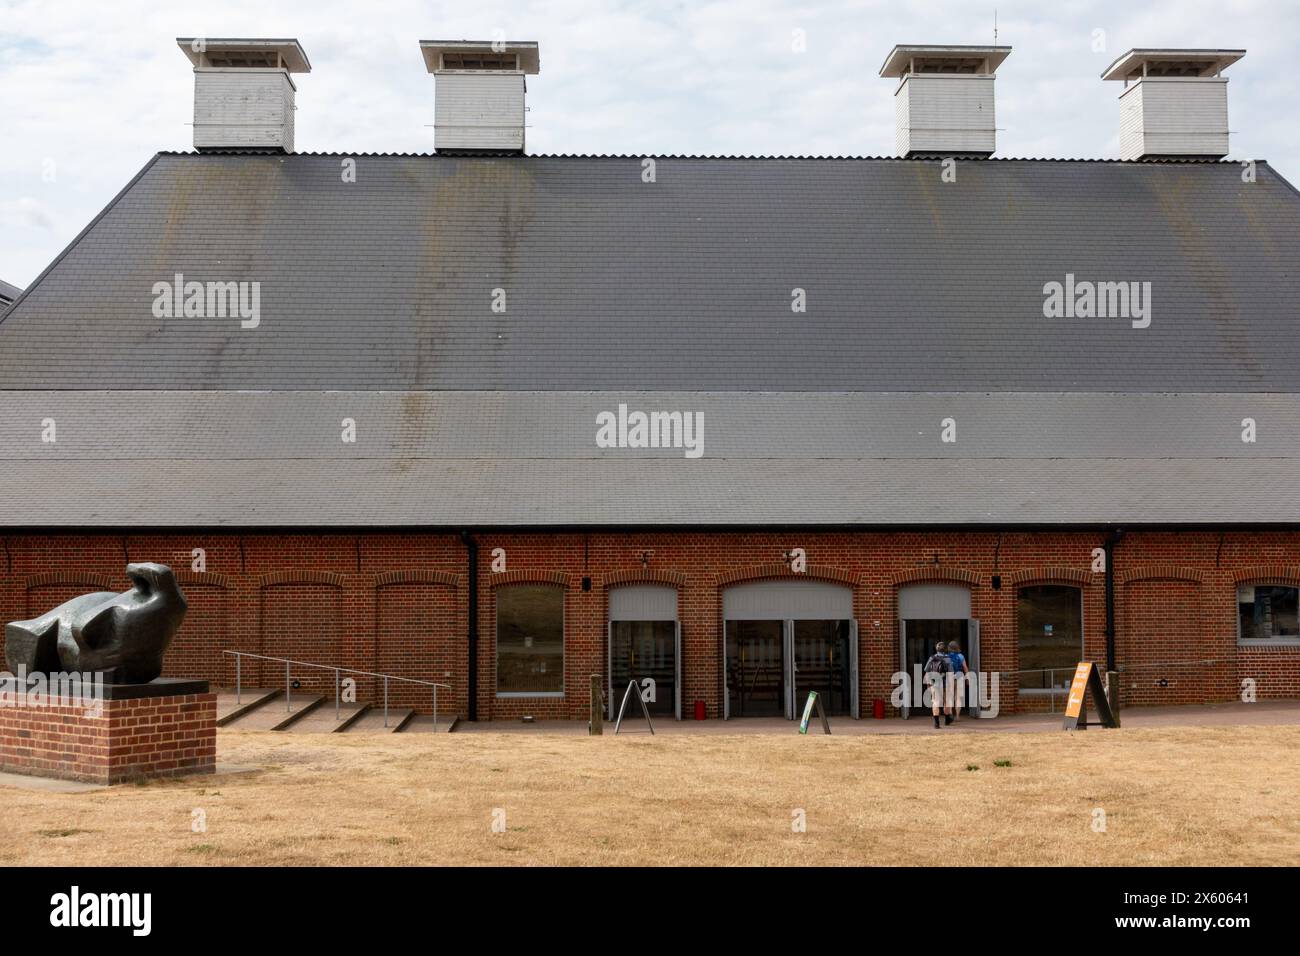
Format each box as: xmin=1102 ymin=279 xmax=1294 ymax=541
xmin=589 ymin=674 xmax=603 ymax=735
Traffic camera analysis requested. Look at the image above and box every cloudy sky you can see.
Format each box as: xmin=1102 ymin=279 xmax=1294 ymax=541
xmin=1 ymin=0 xmax=1295 ymax=287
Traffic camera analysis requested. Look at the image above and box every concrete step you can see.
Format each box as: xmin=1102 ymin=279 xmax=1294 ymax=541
xmin=286 ymin=701 xmax=371 ymax=733
xmin=400 ymin=714 xmax=458 ymax=733
xmin=343 ymin=707 xmax=415 ymax=733
xmin=214 ymin=687 xmax=280 ymax=726
xmin=224 ymin=694 xmax=324 ymax=731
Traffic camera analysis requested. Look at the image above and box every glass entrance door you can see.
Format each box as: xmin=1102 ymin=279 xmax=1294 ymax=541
xmin=609 ymin=620 xmax=677 ymax=718
xmin=724 ymin=620 xmax=785 ymax=717
xmin=792 ymin=620 xmax=852 ymax=716
xmin=726 ymin=618 xmax=857 ymax=718
xmin=900 ymin=618 xmax=976 ymax=717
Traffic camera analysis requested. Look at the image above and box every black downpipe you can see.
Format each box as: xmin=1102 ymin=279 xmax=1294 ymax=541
xmin=461 ymin=531 xmax=479 ymax=721
xmin=1103 ymin=530 xmax=1122 ymax=673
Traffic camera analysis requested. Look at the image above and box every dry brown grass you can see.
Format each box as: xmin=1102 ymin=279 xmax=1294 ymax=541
xmin=1 ymin=725 xmax=1296 ymax=866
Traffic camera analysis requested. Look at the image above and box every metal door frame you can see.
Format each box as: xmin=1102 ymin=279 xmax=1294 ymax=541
xmin=783 ymin=620 xmax=795 ymax=720
xmin=899 ymin=619 xmax=911 ymax=719
xmin=849 ymin=619 xmax=860 ymax=719
xmin=674 ymin=621 xmax=682 ymax=721
xmin=723 ymin=623 xmax=730 ymax=720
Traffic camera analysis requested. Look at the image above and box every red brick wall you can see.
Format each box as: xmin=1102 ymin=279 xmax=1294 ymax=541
xmin=260 ymin=580 xmax=343 ymax=696
xmin=0 ymin=690 xmax=216 ymax=784
xmin=165 ymin=580 xmax=231 ymax=690
xmin=1 ymin=530 xmax=1298 ymax=721
xmin=375 ymin=574 xmax=461 ymax=713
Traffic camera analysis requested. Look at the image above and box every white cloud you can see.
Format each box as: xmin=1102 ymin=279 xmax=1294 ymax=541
xmin=0 ymin=196 xmax=56 ymax=230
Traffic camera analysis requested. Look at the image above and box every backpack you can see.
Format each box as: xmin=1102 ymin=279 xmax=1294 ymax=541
xmin=923 ymin=652 xmax=950 ymax=674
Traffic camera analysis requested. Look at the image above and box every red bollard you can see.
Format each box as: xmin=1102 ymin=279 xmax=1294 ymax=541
xmin=873 ymin=698 xmax=886 ymax=719
xmin=694 ymin=700 xmax=706 ymax=720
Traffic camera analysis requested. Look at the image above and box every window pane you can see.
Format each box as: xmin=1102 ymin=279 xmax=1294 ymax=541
xmin=1017 ymin=585 xmax=1082 ymax=690
xmin=497 ymin=585 xmax=564 ymax=694
xmin=1238 ymin=585 xmax=1300 ymax=641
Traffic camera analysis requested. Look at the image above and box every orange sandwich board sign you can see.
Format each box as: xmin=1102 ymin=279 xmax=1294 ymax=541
xmin=1062 ymin=661 xmax=1118 ymax=730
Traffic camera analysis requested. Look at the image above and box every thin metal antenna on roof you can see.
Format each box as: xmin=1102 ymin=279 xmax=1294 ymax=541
xmin=994 ymin=9 xmax=998 ymax=44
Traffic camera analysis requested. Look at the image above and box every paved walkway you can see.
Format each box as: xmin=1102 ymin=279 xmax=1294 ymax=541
xmin=453 ymin=699 xmax=1300 ymax=735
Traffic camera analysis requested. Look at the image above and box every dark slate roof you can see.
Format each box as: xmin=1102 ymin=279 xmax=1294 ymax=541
xmin=0 ymin=389 xmax=1297 ymax=527
xmin=2 ymin=153 xmax=1300 ymax=392
xmin=3 ymin=153 xmax=1300 ymax=528
xmin=2 ymin=390 xmax=1296 ymax=461
xmin=3 ymin=456 xmax=1296 ymax=528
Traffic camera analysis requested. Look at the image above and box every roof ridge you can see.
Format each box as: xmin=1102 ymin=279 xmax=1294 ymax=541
xmin=154 ymin=149 xmax=1244 ymax=164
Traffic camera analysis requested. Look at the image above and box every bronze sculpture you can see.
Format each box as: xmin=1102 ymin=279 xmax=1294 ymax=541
xmin=4 ymin=563 xmax=187 ymax=683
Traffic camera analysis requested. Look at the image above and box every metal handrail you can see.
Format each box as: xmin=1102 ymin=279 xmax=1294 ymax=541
xmin=997 ymin=667 xmax=1077 ymax=713
xmin=1117 ymin=658 xmax=1235 ymax=670
xmin=224 ymin=650 xmax=451 ymax=731
xmin=999 ymin=660 xmax=1237 ymax=712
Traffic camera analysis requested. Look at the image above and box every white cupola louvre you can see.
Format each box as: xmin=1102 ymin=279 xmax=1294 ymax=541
xmin=880 ymin=44 xmax=1011 ymax=157
xmin=420 ymin=40 xmax=540 ymax=153
xmin=1102 ymin=48 xmax=1245 ymax=160
xmin=177 ymin=38 xmax=310 ymax=153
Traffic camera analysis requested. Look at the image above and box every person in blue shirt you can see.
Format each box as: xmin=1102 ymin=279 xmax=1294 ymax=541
xmin=947 ymin=640 xmax=969 ymax=723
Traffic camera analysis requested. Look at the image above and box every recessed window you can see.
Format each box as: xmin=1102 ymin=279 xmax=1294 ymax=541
xmin=207 ymin=53 xmax=279 ymax=68
xmin=914 ymin=58 xmax=985 ymax=74
xmin=497 ymin=585 xmax=564 ymax=696
xmin=1238 ymin=585 xmax=1300 ymax=642
xmin=442 ymin=52 xmax=519 ymax=70
xmin=1017 ymin=585 xmax=1083 ymax=692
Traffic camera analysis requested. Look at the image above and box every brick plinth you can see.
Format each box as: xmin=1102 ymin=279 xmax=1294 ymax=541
xmin=0 ymin=685 xmax=216 ymax=784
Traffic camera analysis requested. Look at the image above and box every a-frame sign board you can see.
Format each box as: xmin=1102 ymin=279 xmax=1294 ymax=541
xmin=1062 ymin=662 xmax=1119 ymax=730
xmin=614 ymin=679 xmax=655 ymax=735
xmin=798 ymin=691 xmax=832 ymax=735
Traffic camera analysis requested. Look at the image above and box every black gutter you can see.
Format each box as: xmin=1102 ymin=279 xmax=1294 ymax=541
xmin=1 ymin=522 xmax=1297 ymax=535
xmin=1103 ymin=529 xmax=1123 ymax=673
xmin=460 ymin=530 xmax=479 ymax=721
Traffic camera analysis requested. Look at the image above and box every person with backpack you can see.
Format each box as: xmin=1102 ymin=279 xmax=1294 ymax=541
xmin=923 ymin=641 xmax=954 ymax=728
xmin=947 ymin=640 xmax=970 ymax=723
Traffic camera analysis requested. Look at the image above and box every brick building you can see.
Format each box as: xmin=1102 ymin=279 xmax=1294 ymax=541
xmin=2 ymin=40 xmax=1299 ymax=722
